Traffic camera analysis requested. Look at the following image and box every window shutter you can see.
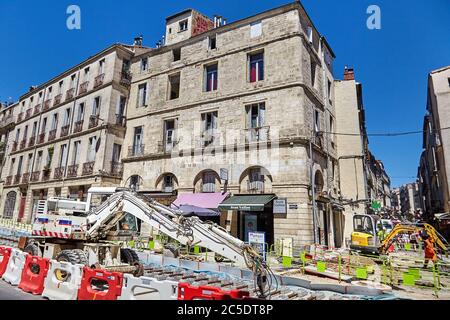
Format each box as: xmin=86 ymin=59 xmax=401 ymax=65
xmin=259 ymin=104 xmax=265 ymax=127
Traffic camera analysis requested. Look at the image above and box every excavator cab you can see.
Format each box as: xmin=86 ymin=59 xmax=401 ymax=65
xmin=350 ymin=214 xmax=382 ymax=255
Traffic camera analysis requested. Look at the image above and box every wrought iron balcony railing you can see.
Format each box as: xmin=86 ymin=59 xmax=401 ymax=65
xmin=94 ymin=73 xmax=105 ymax=88
xmin=128 ymin=144 xmax=145 ymax=157
xmin=73 ymin=120 xmax=84 ymax=133
xmin=48 ymin=129 xmax=57 ymax=142
xmin=79 ymin=81 xmax=89 ymax=95
xmin=60 ymin=125 xmax=70 ymax=138
xmin=82 ymin=162 xmax=95 ymax=176
xmin=67 ymin=164 xmax=79 ymax=178
xmin=66 ymin=88 xmax=75 ymax=101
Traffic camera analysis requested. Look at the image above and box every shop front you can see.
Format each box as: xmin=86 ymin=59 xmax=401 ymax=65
xmin=219 ymin=194 xmax=276 ymax=246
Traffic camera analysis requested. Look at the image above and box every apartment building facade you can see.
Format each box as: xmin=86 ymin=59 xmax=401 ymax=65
xmin=121 ymin=3 xmax=344 ymax=248
xmin=0 ymin=44 xmax=138 ymax=223
xmin=418 ymin=66 xmax=450 ymax=223
xmin=335 ymin=68 xmax=391 ymax=240
xmin=399 ymin=182 xmax=421 ymax=218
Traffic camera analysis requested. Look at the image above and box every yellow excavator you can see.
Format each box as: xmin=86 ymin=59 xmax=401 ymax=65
xmin=350 ymin=214 xmax=449 ymax=255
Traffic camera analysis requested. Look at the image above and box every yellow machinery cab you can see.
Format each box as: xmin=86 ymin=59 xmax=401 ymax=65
xmin=350 ymin=214 xmax=382 ymax=255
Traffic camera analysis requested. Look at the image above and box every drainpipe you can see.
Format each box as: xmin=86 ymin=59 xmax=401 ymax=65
xmin=310 ymin=108 xmax=318 ymax=244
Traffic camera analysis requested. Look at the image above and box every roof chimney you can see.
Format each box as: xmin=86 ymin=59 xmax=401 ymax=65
xmin=344 ymin=66 xmax=355 ymax=81
xmin=134 ymin=35 xmax=143 ymax=46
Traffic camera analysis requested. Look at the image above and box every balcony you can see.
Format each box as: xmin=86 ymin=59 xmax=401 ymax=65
xmin=82 ymin=162 xmax=95 ymax=176
xmin=54 ymin=167 xmax=64 ymax=180
xmin=245 ymin=126 xmax=270 ymax=143
xmin=11 ymin=141 xmax=18 ymax=153
xmin=43 ymin=100 xmax=51 ymax=112
xmin=38 ymin=132 xmax=46 ymax=144
xmin=20 ymin=139 xmax=27 ymax=150
xmin=34 ymin=104 xmax=41 ymax=115
xmin=67 ymin=164 xmax=79 ymax=178
xmin=48 ymin=129 xmax=57 ymax=142
xmin=28 ymin=136 xmax=36 ymax=148
xmin=22 ymin=173 xmax=30 ymax=184
xmin=53 ymin=94 xmax=62 ymax=107
xmin=73 ymin=120 xmax=84 ymax=133
xmin=14 ymin=175 xmax=21 ymax=185
xmin=247 ymin=180 xmax=265 ymax=194
xmin=128 ymin=144 xmax=145 ymax=158
xmin=17 ymin=112 xmax=23 ymax=122
xmin=115 ymin=114 xmax=126 ymax=127
xmin=66 ymin=88 xmax=75 ymax=101
xmin=5 ymin=176 xmax=12 ymax=186
xmin=79 ymin=81 xmax=89 ymax=95
xmin=31 ymin=171 xmax=41 ymax=182
xmin=25 ymin=109 xmax=33 ymax=119
xmin=42 ymin=169 xmax=51 ymax=182
xmin=0 ymin=114 xmax=14 ymax=129
xmin=94 ymin=73 xmax=105 ymax=88
xmin=120 ymin=71 xmax=132 ymax=87
xmin=110 ymin=162 xmax=123 ymax=177
xmin=88 ymin=115 xmax=99 ymax=129
xmin=158 ymin=140 xmax=179 ymax=154
xmin=60 ymin=125 xmax=70 ymax=138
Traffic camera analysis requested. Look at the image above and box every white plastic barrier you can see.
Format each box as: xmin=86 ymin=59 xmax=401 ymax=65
xmin=119 ymin=274 xmax=179 ymax=300
xmin=42 ymin=260 xmax=84 ymax=300
xmin=1 ymin=248 xmax=28 ymax=285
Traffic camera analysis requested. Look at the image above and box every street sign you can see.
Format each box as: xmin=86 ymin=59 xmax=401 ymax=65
xmin=273 ymin=198 xmax=287 ymax=214
xmin=220 ymin=168 xmax=228 ymax=182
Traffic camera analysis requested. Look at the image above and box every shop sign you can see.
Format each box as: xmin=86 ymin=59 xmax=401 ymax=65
xmin=273 ymin=198 xmax=287 ymax=214
xmin=288 ymin=203 xmax=298 ymax=210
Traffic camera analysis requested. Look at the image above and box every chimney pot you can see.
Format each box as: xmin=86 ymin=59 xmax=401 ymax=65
xmin=344 ymin=66 xmax=355 ymax=81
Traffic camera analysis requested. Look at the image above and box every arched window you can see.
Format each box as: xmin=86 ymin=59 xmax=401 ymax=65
xmin=314 ymin=171 xmax=324 ymax=194
xmin=128 ymin=175 xmax=143 ymax=191
xmin=3 ymin=191 xmax=17 ymax=219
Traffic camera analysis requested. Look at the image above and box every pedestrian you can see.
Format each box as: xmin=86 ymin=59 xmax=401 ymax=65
xmin=423 ymin=235 xmax=438 ymax=269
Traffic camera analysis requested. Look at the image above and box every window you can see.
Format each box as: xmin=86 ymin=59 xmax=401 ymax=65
xmin=9 ymin=158 xmax=15 ymax=176
xmin=32 ymin=122 xmax=38 ymax=137
xmin=112 ymin=144 xmax=122 ymax=163
xmin=41 ymin=118 xmax=47 ymax=134
xmin=173 ymin=48 xmax=181 ymax=62
xmin=247 ymin=103 xmax=265 ymax=129
xmin=70 ymin=74 xmax=76 ymax=88
xmin=311 ymin=60 xmax=317 ymax=88
xmin=27 ymin=153 xmax=33 ymax=173
xmin=35 ymin=151 xmax=43 ymax=172
xmin=92 ymin=97 xmax=101 ymax=115
xmin=209 ymin=35 xmax=217 ymax=50
xmin=133 ymin=127 xmax=143 ymax=155
xmin=58 ymin=81 xmax=64 ymax=95
xmin=307 ymin=26 xmax=313 ymax=43
xmin=23 ymin=125 xmax=29 ymax=140
xmin=84 ymin=67 xmax=90 ymax=81
xmin=164 ymin=119 xmax=176 ymax=151
xmin=201 ymin=112 xmax=218 ymax=146
xmin=179 ymin=19 xmax=188 ymax=32
xmin=163 ymin=175 xmax=174 ymax=192
xmin=314 ymin=109 xmax=320 ymax=133
xmin=63 ymin=108 xmax=71 ymax=126
xmin=77 ymin=103 xmax=85 ymax=121
xmin=99 ymin=59 xmax=105 ymax=74
xmin=17 ymin=156 xmax=23 ymax=176
xmin=15 ymin=129 xmax=20 ymax=142
xmin=59 ymin=144 xmax=68 ymax=167
xmin=51 ymin=113 xmax=58 ymax=130
xmin=129 ymin=175 xmax=142 ymax=191
xmin=47 ymin=87 xmax=53 ymax=100
xmin=117 ymin=96 xmax=126 ymax=116
xmin=72 ymin=141 xmax=81 ymax=165
xmin=87 ymin=137 xmax=97 ymax=162
xmin=168 ymin=74 xmax=180 ymax=100
xmin=140 ymin=58 xmax=148 ymax=72
xmin=137 ymin=83 xmax=147 ymax=107
xmin=122 ymin=59 xmax=130 ymax=73
xmin=45 ymin=148 xmax=53 ymax=168
xmin=249 ymin=52 xmax=264 ymax=83
xmin=248 ymin=168 xmax=264 ymax=193
xmin=250 ymin=21 xmax=262 ymax=38
xmin=202 ymin=171 xmax=216 ymax=193
xmin=327 ymin=79 xmax=332 ymax=100
xmin=205 ymin=64 xmax=218 ymax=92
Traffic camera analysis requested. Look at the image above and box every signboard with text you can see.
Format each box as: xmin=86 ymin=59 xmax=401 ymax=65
xmin=273 ymin=198 xmax=287 ymax=214
xmin=248 ymin=232 xmax=266 ymax=260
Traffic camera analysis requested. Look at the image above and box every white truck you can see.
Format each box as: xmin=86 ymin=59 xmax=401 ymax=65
xmin=19 ymin=187 xmax=272 ymax=296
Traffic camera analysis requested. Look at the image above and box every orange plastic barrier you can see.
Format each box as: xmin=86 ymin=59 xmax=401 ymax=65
xmin=0 ymin=247 xmax=12 ymax=277
xmin=18 ymin=255 xmax=50 ymax=295
xmin=178 ymin=283 xmax=250 ymax=300
xmin=77 ymin=267 xmax=123 ymax=300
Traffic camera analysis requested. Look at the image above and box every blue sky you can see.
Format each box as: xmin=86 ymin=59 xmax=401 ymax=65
xmin=0 ymin=0 xmax=449 ymax=187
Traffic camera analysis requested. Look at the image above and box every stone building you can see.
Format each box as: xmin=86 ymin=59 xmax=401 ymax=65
xmin=399 ymin=182 xmax=421 ymax=219
xmin=121 ymin=3 xmax=344 ymax=248
xmin=0 ymin=44 xmax=142 ymax=223
xmin=418 ymin=66 xmax=450 ymax=222
xmin=335 ymin=67 xmax=391 ymax=241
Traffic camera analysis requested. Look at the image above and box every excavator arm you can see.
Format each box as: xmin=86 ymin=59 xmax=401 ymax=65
xmin=84 ymin=190 xmax=274 ymax=297
xmin=379 ymin=223 xmax=449 ymax=254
